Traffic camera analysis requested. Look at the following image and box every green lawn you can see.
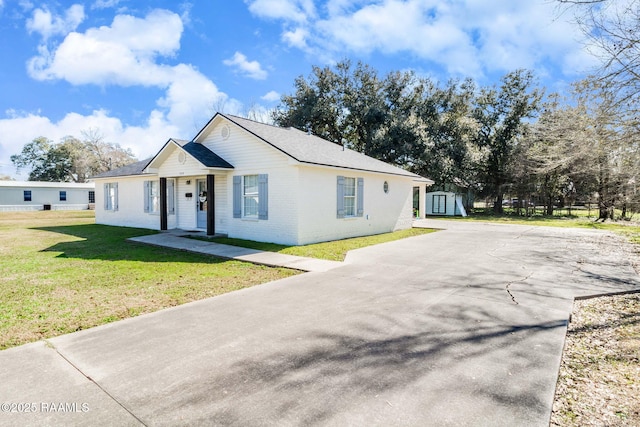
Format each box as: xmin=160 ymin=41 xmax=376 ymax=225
xmin=452 ymin=210 xmax=640 ymax=244
xmin=0 ymin=211 xmax=298 ymax=350
xmin=193 ymin=227 xmax=438 ymax=261
xmin=0 ymin=212 xmax=438 ymax=350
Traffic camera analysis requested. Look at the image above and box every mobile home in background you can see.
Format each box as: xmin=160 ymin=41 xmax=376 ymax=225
xmin=0 ymin=181 xmax=95 ymax=211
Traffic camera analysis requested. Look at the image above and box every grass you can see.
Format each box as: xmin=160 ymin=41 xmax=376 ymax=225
xmin=551 ymin=293 xmax=640 ymax=426
xmin=0 ymin=211 xmax=298 ymax=350
xmin=192 ymin=227 xmax=438 ymax=261
xmin=450 ymin=209 xmax=640 ymax=245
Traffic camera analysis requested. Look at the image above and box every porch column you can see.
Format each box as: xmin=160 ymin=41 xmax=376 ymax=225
xmin=160 ymin=177 xmax=168 ymax=230
xmin=418 ymin=183 xmax=426 ymax=219
xmin=206 ymin=174 xmax=215 ymax=236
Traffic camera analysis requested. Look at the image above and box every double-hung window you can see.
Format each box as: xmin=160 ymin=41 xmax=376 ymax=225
xmin=88 ymin=191 xmax=95 ymax=204
xmin=337 ymin=176 xmax=364 ymax=218
xmin=343 ymin=177 xmax=356 ymax=216
xmin=23 ymin=190 xmax=32 ymax=202
xmin=243 ymin=175 xmax=259 ymax=218
xmin=144 ymin=181 xmax=160 ymax=214
xmin=144 ymin=179 xmax=175 ymax=215
xmin=233 ymin=174 xmax=268 ymax=220
xmin=59 ymin=191 xmax=67 ymax=201
xmin=104 ymin=183 xmax=118 ymax=211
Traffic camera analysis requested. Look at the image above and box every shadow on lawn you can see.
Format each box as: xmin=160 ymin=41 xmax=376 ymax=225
xmin=33 ymin=224 xmax=231 ymax=264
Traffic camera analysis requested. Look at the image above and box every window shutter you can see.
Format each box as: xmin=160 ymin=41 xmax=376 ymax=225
xmin=168 ymin=179 xmax=175 ymax=215
xmin=357 ymin=177 xmax=364 ymax=217
xmin=233 ymin=176 xmax=241 ymax=218
xmin=258 ymin=174 xmax=268 ymax=220
xmin=104 ymin=183 xmax=109 ymax=209
xmin=144 ymin=181 xmax=150 ymax=213
xmin=336 ymin=176 xmax=345 ymax=218
xmin=113 ymin=183 xmax=118 ymax=211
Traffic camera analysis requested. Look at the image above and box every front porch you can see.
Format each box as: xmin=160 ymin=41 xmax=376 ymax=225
xmin=144 ymin=138 xmax=235 ymax=237
xmin=159 ymin=174 xmax=227 ymax=236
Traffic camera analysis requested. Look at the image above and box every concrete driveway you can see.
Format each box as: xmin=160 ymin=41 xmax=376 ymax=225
xmin=1 ymin=219 xmax=639 ymax=426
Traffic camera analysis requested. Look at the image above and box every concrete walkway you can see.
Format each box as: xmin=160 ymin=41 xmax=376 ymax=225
xmin=1 ymin=220 xmax=639 ymax=426
xmin=128 ymin=232 xmax=343 ymax=272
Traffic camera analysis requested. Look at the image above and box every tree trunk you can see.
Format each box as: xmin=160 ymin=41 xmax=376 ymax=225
xmin=598 ymin=203 xmax=609 ymax=220
xmin=493 ymin=194 xmax=504 ymax=215
xmin=597 ymin=155 xmax=610 ymax=221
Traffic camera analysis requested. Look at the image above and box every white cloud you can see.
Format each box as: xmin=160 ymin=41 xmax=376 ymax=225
xmin=282 ymin=27 xmax=308 ymax=49
xmin=0 ymin=95 xmax=247 ymax=178
xmin=23 ymin=7 xmax=239 ymax=131
xmin=248 ymin=0 xmax=590 ymax=81
xmin=179 ymin=2 xmax=192 ymax=27
xmin=24 ymin=7 xmax=245 ymax=127
xmin=157 ymin=64 xmax=238 ymax=129
xmin=91 ymin=0 xmax=121 ymax=10
xmin=19 ymin=1 xmax=34 ymax=12
xmin=0 ymin=109 xmax=177 ymax=178
xmin=319 ymin=1 xmax=479 ymax=73
xmin=261 ymin=90 xmax=280 ymax=102
xmin=246 ymin=0 xmax=316 ymax=23
xmin=223 ymin=52 xmax=268 ymax=80
xmin=26 ymin=4 xmax=85 ymax=40
xmin=2 ymin=7 xmax=249 ymax=179
xmin=28 ymin=9 xmax=183 ymax=85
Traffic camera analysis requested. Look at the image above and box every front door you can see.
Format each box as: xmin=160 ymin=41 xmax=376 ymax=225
xmin=196 ymin=179 xmax=207 ymax=229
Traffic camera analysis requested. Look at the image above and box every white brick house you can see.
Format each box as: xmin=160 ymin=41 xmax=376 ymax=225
xmin=93 ymin=113 xmax=433 ymax=245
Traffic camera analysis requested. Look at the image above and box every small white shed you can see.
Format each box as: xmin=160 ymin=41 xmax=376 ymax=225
xmin=425 ymin=191 xmax=467 ymax=216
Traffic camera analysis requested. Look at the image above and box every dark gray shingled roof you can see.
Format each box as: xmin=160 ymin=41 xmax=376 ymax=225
xmin=92 ymin=158 xmax=153 ymax=178
xmin=222 ymin=114 xmax=430 ymax=181
xmin=182 ymin=141 xmax=233 ymax=169
xmin=94 ymin=115 xmax=432 ymax=182
xmin=94 ymin=139 xmax=233 ymax=179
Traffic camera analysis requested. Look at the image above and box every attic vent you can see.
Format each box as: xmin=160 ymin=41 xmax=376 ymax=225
xmin=221 ymin=125 xmax=230 ymax=140
xmin=178 ymin=151 xmax=186 ymax=164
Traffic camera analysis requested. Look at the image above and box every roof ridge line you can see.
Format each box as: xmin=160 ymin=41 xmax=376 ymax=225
xmin=223 ymin=113 xmax=304 ymax=133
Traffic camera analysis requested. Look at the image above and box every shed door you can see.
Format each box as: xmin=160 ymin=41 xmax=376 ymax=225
xmin=432 ymin=194 xmax=447 ymax=214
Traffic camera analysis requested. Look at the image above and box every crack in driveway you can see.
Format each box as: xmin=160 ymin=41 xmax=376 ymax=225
xmin=44 ymin=339 xmax=147 ymax=426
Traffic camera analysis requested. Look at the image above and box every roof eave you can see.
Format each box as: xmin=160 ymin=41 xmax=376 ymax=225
xmin=216 ymin=114 xmax=302 ymax=163
xmin=144 ymin=139 xmax=181 ymax=172
xmin=297 ymin=160 xmax=427 ymax=179
xmin=93 ymin=172 xmax=156 ymax=180
xmin=192 ymin=112 xmax=224 ymax=143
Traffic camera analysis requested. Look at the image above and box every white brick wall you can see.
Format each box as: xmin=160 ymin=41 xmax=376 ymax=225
xmin=225 ymin=166 xmax=299 ymax=245
xmin=94 ymin=117 xmax=419 ymax=245
xmin=200 ymin=120 xmax=291 ymax=171
xmin=295 ymin=165 xmax=415 ymax=245
xmin=95 ymin=176 xmax=161 ymax=230
xmin=214 ymin=175 xmax=228 ymax=234
xmin=157 ymin=144 xmax=204 ymax=178
xmin=200 ymin=119 xmax=300 ymax=244
xmin=175 ymin=178 xmax=197 ymax=230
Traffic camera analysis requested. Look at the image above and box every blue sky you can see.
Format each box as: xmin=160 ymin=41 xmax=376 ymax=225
xmin=0 ymin=0 xmax=596 ymax=179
